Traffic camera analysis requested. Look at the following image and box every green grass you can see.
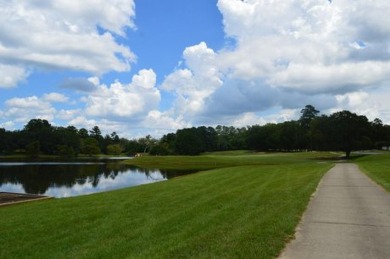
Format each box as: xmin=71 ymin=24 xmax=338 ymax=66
xmin=1 ymin=153 xmax=334 ymax=258
xmin=124 ymin=151 xmax=339 ymax=170
xmin=356 ymin=152 xmax=390 ymax=192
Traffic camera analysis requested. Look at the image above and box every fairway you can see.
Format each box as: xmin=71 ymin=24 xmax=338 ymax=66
xmin=1 ymin=153 xmax=334 ymax=258
xmin=356 ymin=153 xmax=390 ymax=192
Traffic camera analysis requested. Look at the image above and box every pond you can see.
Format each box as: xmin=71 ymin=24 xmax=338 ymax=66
xmin=0 ymin=158 xmax=193 ymax=198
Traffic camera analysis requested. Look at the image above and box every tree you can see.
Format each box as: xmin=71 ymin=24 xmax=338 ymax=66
xmin=299 ymin=105 xmax=319 ymax=129
xmin=329 ymin=111 xmax=371 ymax=158
xmin=175 ymin=128 xmax=204 ymax=155
xmin=138 ymin=135 xmax=157 ymax=153
xmin=279 ymin=121 xmax=304 ymax=151
xmin=82 ymin=138 xmax=101 ymax=156
xmin=78 ymin=128 xmax=89 ymax=139
xmin=23 ymin=119 xmax=55 ymax=154
xmin=53 ymin=126 xmax=81 ymax=155
xmin=106 ymin=144 xmax=123 ymax=155
xmin=247 ymin=124 xmax=280 ymax=151
xmin=299 ymin=105 xmax=320 ymax=150
xmin=309 ymin=115 xmax=334 ymax=151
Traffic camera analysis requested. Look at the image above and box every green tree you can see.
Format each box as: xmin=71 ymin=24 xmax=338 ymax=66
xmin=89 ymin=126 xmax=102 ymax=139
xmin=309 ymin=115 xmax=333 ymax=151
xmin=106 ymin=144 xmax=123 ymax=155
xmin=23 ymin=119 xmax=55 ymax=154
xmin=82 ymin=138 xmax=101 ymax=156
xmin=78 ymin=128 xmax=89 ymax=139
xmin=175 ymin=128 xmax=204 ymax=155
xmin=247 ymin=124 xmax=280 ymax=151
xmin=53 ymin=126 xmax=81 ymax=155
xmin=138 ymin=135 xmax=157 ymax=153
xmin=329 ymin=111 xmax=371 ymax=158
xmin=299 ymin=105 xmax=320 ymax=129
xmin=299 ymin=105 xmax=320 ymax=150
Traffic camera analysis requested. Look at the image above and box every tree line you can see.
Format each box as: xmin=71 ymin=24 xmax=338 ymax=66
xmin=0 ymin=119 xmax=154 ymax=158
xmin=1 ymin=105 xmax=390 ymax=158
xmin=150 ymin=105 xmax=390 ymax=158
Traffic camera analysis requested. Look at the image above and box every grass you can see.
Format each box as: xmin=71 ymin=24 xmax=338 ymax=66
xmin=356 ymin=152 xmax=390 ymax=192
xmin=1 ymin=152 xmax=334 ymax=258
xmin=124 ymin=151 xmax=339 ymax=170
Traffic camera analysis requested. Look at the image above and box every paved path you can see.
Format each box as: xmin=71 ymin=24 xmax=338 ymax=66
xmin=278 ymin=163 xmax=390 ymax=259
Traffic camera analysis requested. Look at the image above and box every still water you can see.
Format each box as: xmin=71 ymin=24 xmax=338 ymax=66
xmin=0 ymin=159 xmax=192 ymax=198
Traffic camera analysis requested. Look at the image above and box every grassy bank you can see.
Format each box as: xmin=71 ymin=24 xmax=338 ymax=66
xmin=124 ymin=151 xmax=339 ymax=170
xmin=1 ymin=153 xmax=333 ymax=258
xmin=356 ymin=153 xmax=390 ymax=192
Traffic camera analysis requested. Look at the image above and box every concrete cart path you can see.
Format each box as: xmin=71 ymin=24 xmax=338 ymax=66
xmin=278 ymin=163 xmax=390 ymax=259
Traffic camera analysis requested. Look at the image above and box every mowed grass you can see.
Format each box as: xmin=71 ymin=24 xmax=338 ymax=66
xmin=124 ymin=151 xmax=339 ymax=170
xmin=356 ymin=152 xmax=390 ymax=192
xmin=1 ymin=153 xmax=334 ymax=258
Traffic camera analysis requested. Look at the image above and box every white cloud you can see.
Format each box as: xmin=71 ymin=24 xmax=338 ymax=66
xmin=68 ymin=116 xmax=98 ymax=131
xmin=4 ymin=96 xmax=56 ymax=123
xmin=142 ymin=110 xmax=190 ymax=133
xmin=215 ymin=0 xmax=390 ymax=94
xmin=271 ymin=61 xmax=390 ymax=94
xmin=0 ymin=65 xmax=29 ymax=88
xmin=84 ymin=69 xmax=160 ymax=118
xmin=43 ymin=93 xmax=69 ymax=103
xmin=333 ymin=87 xmax=390 ymax=124
xmin=158 ymin=0 xmax=390 ymax=128
xmin=0 ymin=0 xmax=136 ymax=87
xmin=161 ymin=42 xmax=222 ymax=117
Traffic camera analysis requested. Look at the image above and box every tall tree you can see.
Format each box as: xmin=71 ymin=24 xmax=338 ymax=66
xmin=299 ymin=105 xmax=319 ymax=130
xmin=299 ymin=105 xmax=320 ymax=150
xmin=89 ymin=126 xmax=102 ymax=140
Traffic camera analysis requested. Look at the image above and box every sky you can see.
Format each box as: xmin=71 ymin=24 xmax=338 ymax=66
xmin=1 ymin=0 xmax=390 ymax=138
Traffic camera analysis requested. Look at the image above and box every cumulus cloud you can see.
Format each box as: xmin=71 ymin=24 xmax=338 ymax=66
xmin=161 ymin=42 xmax=222 ymax=117
xmin=0 ymin=0 xmax=136 ymax=87
xmin=84 ymin=69 xmax=160 ymax=119
xmin=160 ymin=0 xmax=390 ymax=127
xmin=43 ymin=93 xmax=69 ymax=103
xmin=2 ymin=92 xmax=72 ymax=128
xmin=0 ymin=65 xmax=29 ymax=88
xmin=219 ymin=0 xmax=390 ymax=91
xmin=4 ymin=96 xmax=56 ymax=123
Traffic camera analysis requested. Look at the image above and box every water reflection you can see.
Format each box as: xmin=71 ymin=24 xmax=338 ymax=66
xmin=0 ymin=161 xmax=193 ymax=198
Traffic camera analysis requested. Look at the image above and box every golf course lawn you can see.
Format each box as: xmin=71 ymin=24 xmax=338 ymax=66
xmin=1 ymin=153 xmax=335 ymax=258
xmin=356 ymin=153 xmax=390 ymax=192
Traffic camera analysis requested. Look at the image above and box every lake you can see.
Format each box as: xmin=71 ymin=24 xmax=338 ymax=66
xmin=0 ymin=158 xmax=193 ymax=198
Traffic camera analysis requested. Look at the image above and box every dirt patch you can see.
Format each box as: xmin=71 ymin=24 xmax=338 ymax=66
xmin=0 ymin=192 xmax=52 ymax=207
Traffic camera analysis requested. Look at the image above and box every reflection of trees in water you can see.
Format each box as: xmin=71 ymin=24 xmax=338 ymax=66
xmin=0 ymin=162 xmax=197 ymax=195
xmin=0 ymin=162 xmax=138 ymax=194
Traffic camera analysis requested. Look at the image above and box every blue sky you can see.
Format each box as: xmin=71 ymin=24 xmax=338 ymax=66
xmin=1 ymin=0 xmax=390 ymax=138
